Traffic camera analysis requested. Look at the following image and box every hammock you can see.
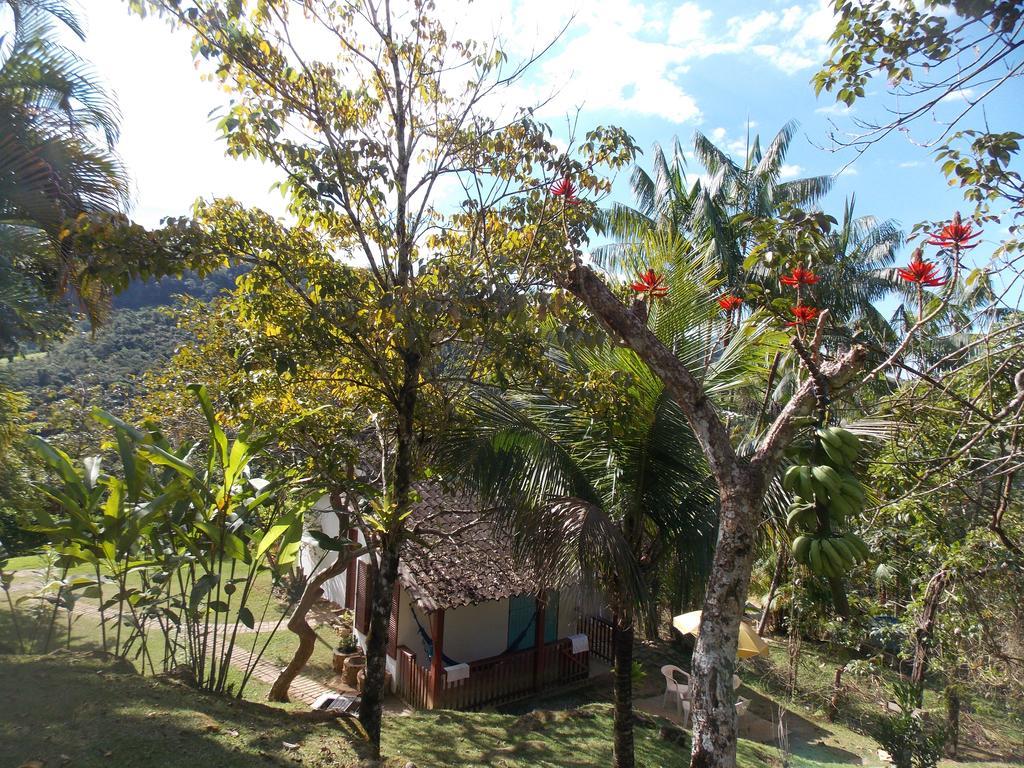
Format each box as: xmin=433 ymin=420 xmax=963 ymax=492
xmin=408 ymin=600 xmax=541 ymax=667
xmin=409 ymin=602 xmax=461 ymax=666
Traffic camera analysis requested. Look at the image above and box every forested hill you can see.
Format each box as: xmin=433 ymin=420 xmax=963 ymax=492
xmin=111 ymin=266 xmax=246 ymax=310
xmin=2 ymin=266 xmax=246 ymax=443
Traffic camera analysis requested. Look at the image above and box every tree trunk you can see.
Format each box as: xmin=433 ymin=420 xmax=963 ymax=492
xmin=644 ymin=576 xmax=661 ymax=642
xmin=825 ymin=665 xmax=844 ymax=722
xmin=359 ymin=349 xmax=419 ymax=759
xmin=612 ymin=619 xmax=635 ymax=768
xmin=757 ymin=548 xmax=787 ymax=635
xmin=268 ymin=552 xmax=352 ymax=702
xmin=689 ymin=484 xmax=761 ymax=768
xmin=945 ymin=684 xmax=960 ymax=757
xmin=358 ymin=540 xmax=400 ymax=758
xmin=910 ymin=569 xmax=948 ymax=701
xmin=827 ymin=576 xmax=850 ymax=619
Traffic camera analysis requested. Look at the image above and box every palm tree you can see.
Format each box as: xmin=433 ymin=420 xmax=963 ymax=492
xmin=0 ymin=0 xmax=130 ymax=356
xmin=596 ymin=122 xmax=833 ymax=287
xmin=441 ymin=255 xmax=780 ymax=768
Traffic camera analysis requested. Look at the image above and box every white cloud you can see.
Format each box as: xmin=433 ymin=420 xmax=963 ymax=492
xmin=837 ymin=165 xmax=858 ymax=177
xmin=941 ymin=88 xmax=975 ymax=103
xmin=667 ymin=2 xmax=713 ymax=44
xmin=76 ymin=2 xmax=287 ymax=226
xmin=898 ymin=161 xmax=923 ymax=168
xmin=779 ymin=5 xmax=804 ymax=31
xmin=68 ymin=0 xmax=851 ymax=226
xmin=752 ymin=44 xmax=818 ymax=75
xmin=815 ymin=103 xmax=855 ymax=116
xmin=779 ymin=164 xmax=803 ymax=179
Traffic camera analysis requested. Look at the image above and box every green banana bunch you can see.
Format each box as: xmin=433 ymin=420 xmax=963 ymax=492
xmin=784 ymin=464 xmax=826 ymax=504
xmin=816 ymin=426 xmax=861 ymax=468
xmin=791 ymin=532 xmax=871 ymax=576
xmin=785 ymin=501 xmax=817 ymax=532
xmin=810 ymin=464 xmax=843 ymax=504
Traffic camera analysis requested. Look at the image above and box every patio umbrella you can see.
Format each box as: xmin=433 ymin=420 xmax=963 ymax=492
xmin=672 ymin=610 xmax=769 ymax=659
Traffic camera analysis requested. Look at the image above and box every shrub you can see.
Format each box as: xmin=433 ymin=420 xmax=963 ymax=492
xmin=872 ymin=681 xmax=947 ymax=768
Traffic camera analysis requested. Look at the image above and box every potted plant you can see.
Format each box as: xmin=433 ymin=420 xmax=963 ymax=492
xmin=333 ymin=633 xmax=360 ymax=674
xmin=342 ymin=653 xmax=366 ymax=688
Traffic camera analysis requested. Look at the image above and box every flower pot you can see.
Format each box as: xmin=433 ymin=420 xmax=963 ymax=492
xmin=333 ymin=649 xmax=357 ymax=674
xmin=342 ymin=654 xmax=365 ymax=688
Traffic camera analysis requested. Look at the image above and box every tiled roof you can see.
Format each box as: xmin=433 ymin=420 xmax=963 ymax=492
xmin=398 ymin=484 xmax=543 ymax=612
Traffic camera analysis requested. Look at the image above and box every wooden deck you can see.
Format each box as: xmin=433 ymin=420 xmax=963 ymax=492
xmin=395 ymin=637 xmax=590 ymax=710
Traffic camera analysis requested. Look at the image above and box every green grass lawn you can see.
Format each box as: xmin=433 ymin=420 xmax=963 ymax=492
xmin=0 ymin=651 xmax=785 ymax=768
xmin=3 ymin=556 xmax=1024 ymax=767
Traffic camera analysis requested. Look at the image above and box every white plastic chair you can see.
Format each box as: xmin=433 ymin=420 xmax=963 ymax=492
xmin=735 ymin=697 xmax=750 ymax=717
xmin=660 ymin=665 xmax=690 ymax=718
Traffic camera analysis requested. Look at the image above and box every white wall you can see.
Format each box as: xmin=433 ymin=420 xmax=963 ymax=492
xmin=438 ymin=599 xmax=511 ymax=664
xmin=395 ymin=586 xmax=423 ymax=659
xmin=557 ymin=587 xmax=582 ymax=638
xmin=298 ymin=497 xmax=353 ymax=607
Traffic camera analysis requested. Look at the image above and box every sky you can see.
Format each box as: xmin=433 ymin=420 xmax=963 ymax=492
xmin=69 ymin=0 xmax=1019 ymax=265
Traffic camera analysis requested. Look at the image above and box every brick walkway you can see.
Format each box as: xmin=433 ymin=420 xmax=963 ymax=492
xmin=227 ymin=645 xmax=341 ymax=704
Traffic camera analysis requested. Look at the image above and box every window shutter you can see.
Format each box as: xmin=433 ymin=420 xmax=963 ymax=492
xmin=355 ymin=560 xmax=370 ymax=633
xmin=387 ymin=581 xmax=400 ymax=657
xmin=344 ymin=528 xmax=358 ymax=609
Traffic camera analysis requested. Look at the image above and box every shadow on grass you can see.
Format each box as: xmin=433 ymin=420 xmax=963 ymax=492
xmin=383 ymin=704 xmax=689 ymax=768
xmin=0 ymin=651 xmax=369 ymax=768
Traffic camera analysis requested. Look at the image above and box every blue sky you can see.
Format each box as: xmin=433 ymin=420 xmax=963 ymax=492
xmin=71 ymin=0 xmax=1017 ymax=266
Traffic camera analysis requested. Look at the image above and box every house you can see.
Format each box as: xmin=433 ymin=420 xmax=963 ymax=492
xmin=298 ymin=486 xmax=614 ymax=710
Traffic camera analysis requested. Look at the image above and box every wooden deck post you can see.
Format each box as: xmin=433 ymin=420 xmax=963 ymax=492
xmin=429 ymin=608 xmax=445 ymax=708
xmin=533 ymin=591 xmax=546 ymax=690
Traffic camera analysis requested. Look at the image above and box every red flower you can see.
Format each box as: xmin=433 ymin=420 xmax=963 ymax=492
xmin=717 ymin=295 xmax=743 ymax=312
xmin=897 ymin=248 xmax=947 ymax=287
xmin=927 ymin=211 xmax=981 ymax=251
xmin=631 ymin=269 xmax=668 ymax=300
xmin=780 ymin=265 xmax=820 ymax=287
xmin=787 ymin=304 xmax=819 ymax=326
xmin=550 ymin=176 xmax=581 ymax=205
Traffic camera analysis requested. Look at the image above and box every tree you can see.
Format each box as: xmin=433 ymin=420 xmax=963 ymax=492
xmin=596 ymin=124 xmax=834 ymax=287
xmin=814 ymin=1 xmax=1024 ymax=250
xmin=441 ymin=258 xmax=759 ymax=766
xmin=0 ymin=0 xmax=131 ymax=350
xmin=124 ymin=2 xmax=633 ymax=756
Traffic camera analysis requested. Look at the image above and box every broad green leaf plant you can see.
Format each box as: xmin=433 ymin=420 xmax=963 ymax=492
xmin=25 ymin=385 xmax=312 ymax=695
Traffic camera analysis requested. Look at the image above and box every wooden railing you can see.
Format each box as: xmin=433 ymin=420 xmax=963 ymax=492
xmin=578 ymin=614 xmax=616 ymax=662
xmin=395 ymin=639 xmax=589 ymax=711
xmin=396 ymin=646 xmax=432 ymax=709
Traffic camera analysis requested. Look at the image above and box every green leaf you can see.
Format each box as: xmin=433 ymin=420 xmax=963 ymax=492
xmin=83 ymin=456 xmax=102 ymax=489
xmin=238 ymin=606 xmax=255 ymax=629
xmin=255 ymin=523 xmax=290 ymax=561
xmin=189 ymin=573 xmax=219 ymax=613
xmin=309 ymin=530 xmax=351 ymax=552
xmin=188 ymin=383 xmax=228 ymax=468
xmin=26 ymin=436 xmax=82 ymax=488
xmin=138 ymin=444 xmax=196 ymax=478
